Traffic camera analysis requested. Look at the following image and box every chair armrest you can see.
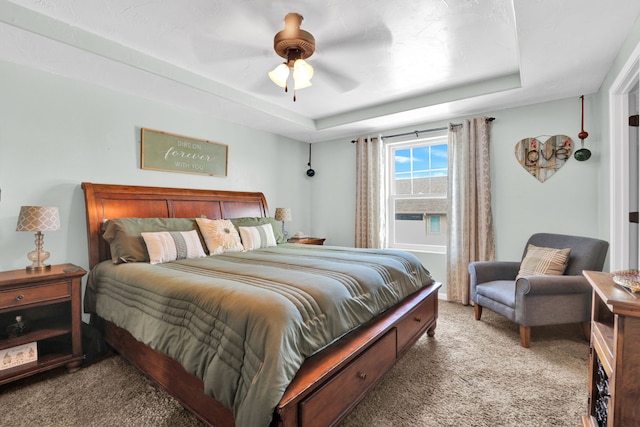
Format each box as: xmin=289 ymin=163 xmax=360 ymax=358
xmin=469 ymin=261 xmax=520 ymax=284
xmin=516 ymin=275 xmax=592 ymax=296
xmin=469 ymin=261 xmax=520 ymax=303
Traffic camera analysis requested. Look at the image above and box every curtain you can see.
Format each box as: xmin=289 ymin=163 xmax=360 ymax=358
xmin=446 ymin=117 xmax=495 ymax=304
xmin=355 ymin=135 xmax=386 ymax=248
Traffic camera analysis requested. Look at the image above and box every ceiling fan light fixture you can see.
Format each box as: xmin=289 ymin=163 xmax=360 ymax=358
xmin=293 ymin=78 xmax=312 ymax=90
xmin=268 ymin=63 xmax=290 ymax=88
xmin=270 ymin=13 xmax=316 ymax=100
xmin=293 ymin=59 xmax=314 ymax=81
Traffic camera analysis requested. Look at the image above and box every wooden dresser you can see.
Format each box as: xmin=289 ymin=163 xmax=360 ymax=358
xmin=581 ymin=270 xmax=640 ymax=426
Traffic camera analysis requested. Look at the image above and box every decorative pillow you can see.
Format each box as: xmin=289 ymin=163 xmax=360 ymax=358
xmin=239 ymin=224 xmax=277 ymax=251
xmin=102 ymin=218 xmax=201 ymax=263
xmin=141 ymin=230 xmax=206 ymax=264
xmin=229 ymin=217 xmax=286 ymax=244
xmin=195 ymin=218 xmax=244 ymax=255
xmin=516 ymin=244 xmax=571 ymax=279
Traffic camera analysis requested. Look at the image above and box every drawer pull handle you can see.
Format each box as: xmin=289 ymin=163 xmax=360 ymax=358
xmin=414 ymin=316 xmax=422 ymax=322
xmin=15 ymin=294 xmax=24 ymax=301
xmin=357 ymin=372 xmax=367 ymax=381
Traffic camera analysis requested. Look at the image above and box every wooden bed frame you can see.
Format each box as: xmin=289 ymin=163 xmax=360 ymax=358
xmin=82 ymin=182 xmax=441 ymax=427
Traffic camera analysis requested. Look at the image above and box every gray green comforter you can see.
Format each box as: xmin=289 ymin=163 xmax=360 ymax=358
xmin=84 ymin=244 xmax=434 ymax=427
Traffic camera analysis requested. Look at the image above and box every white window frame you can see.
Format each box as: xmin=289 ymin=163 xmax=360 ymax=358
xmin=386 ymin=135 xmax=448 ymax=254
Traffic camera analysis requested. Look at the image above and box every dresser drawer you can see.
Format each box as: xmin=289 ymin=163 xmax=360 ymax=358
xmin=396 ymin=292 xmax=436 ymax=355
xmin=300 ymin=329 xmax=396 ymax=427
xmin=0 ymin=281 xmax=71 ymax=310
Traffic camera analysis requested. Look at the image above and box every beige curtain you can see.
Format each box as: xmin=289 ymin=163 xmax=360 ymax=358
xmin=446 ymin=117 xmax=495 ymax=304
xmin=355 ymin=135 xmax=386 ymax=248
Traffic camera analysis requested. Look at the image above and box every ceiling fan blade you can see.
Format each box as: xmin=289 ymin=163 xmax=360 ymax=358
xmin=319 ymin=21 xmax=393 ymax=53
xmin=191 ymin=33 xmax=271 ymax=64
xmin=312 ymin=62 xmax=359 ymax=93
xmin=190 ymin=2 xmax=281 ymax=64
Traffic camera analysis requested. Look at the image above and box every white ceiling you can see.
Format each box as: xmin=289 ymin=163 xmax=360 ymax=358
xmin=1 ymin=0 xmax=639 ymax=143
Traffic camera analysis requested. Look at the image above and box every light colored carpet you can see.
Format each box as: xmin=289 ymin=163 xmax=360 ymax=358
xmin=0 ymin=301 xmax=588 ymax=426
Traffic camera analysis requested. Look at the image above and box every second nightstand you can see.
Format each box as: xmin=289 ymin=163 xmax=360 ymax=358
xmin=287 ymin=237 xmax=326 ymax=245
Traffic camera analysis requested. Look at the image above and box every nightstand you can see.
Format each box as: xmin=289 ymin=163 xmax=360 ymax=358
xmin=287 ymin=237 xmax=326 ymax=245
xmin=0 ymin=264 xmax=86 ymax=385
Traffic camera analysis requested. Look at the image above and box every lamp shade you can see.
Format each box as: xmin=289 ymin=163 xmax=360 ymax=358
xmin=268 ymin=63 xmax=290 ymax=88
xmin=274 ymin=208 xmax=292 ymax=222
xmin=16 ymin=206 xmax=61 ymax=232
xmin=293 ymin=59 xmax=314 ymax=81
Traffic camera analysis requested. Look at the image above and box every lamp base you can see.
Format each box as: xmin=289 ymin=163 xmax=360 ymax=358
xmin=26 ymin=233 xmax=51 ymax=271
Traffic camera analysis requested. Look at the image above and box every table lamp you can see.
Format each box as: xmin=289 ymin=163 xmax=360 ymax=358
xmin=16 ymin=206 xmax=61 ymax=271
xmin=274 ymin=207 xmax=292 ymax=238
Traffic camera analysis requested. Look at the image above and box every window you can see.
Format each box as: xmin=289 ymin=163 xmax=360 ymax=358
xmin=428 ymin=215 xmax=441 ymax=233
xmin=387 ymin=135 xmax=448 ymax=253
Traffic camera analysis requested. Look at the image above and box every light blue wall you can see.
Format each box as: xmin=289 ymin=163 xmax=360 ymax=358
xmin=311 ymin=97 xmax=603 ymax=287
xmin=0 ymin=60 xmax=312 ymax=273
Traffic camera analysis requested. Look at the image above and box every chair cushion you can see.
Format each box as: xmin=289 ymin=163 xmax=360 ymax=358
xmin=516 ymin=244 xmax=570 ymax=279
xmin=475 ymin=280 xmax=517 ymax=308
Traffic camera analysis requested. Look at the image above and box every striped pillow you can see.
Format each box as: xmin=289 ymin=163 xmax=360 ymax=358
xmin=239 ymin=224 xmax=277 ymax=251
xmin=516 ymin=244 xmax=570 ymax=279
xmin=141 ymin=230 xmax=206 ymax=264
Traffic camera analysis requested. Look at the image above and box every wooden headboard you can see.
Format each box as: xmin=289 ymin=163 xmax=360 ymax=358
xmin=82 ymin=182 xmax=269 ymax=269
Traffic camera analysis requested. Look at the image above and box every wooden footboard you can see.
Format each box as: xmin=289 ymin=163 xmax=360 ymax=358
xmin=95 ymin=282 xmax=440 ymax=427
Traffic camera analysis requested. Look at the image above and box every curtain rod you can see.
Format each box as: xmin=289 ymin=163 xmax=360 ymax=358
xmin=350 ymin=117 xmax=495 ymax=143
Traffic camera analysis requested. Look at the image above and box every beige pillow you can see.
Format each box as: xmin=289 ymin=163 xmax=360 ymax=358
xmin=239 ymin=224 xmax=277 ymax=251
xmin=517 ymin=244 xmax=571 ymax=279
xmin=141 ymin=230 xmax=206 ymax=264
xmin=195 ymin=218 xmax=244 ymax=255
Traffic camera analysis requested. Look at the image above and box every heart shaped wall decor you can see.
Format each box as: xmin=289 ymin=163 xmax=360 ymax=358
xmin=514 ymin=135 xmax=573 ymax=183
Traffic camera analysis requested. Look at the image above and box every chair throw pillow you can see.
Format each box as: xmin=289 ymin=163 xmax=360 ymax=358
xmin=195 ymin=218 xmax=244 ymax=255
xmin=141 ymin=230 xmax=206 ymax=264
xmin=517 ymin=244 xmax=571 ymax=279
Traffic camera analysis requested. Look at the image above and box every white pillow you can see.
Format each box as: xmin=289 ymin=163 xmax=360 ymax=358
xmin=239 ymin=224 xmax=277 ymax=251
xmin=195 ymin=218 xmax=244 ymax=255
xmin=141 ymin=230 xmax=206 ymax=264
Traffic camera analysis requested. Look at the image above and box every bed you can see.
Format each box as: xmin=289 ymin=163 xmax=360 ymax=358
xmin=81 ymin=182 xmax=440 ymax=427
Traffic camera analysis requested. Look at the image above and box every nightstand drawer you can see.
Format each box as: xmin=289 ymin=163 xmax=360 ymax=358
xmin=0 ymin=281 xmax=71 ymax=310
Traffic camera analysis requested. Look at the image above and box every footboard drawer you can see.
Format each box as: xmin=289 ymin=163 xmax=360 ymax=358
xmin=396 ymin=291 xmax=436 ymax=355
xmin=299 ymin=329 xmax=396 ymax=427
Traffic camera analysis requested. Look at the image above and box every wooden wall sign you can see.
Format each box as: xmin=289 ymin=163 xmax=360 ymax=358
xmin=514 ymin=135 xmax=573 ymax=183
xmin=141 ymin=128 xmax=228 ymax=177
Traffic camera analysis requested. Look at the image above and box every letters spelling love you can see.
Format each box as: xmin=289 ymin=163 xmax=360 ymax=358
xmin=514 ymin=135 xmax=573 ymax=183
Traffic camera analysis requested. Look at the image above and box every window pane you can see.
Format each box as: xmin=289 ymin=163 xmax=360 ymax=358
xmin=430 ymin=215 xmax=441 ymax=233
xmin=431 ymin=144 xmax=448 ymax=169
xmin=395 ymin=149 xmax=411 ymax=173
xmin=412 ymin=146 xmax=429 ymax=170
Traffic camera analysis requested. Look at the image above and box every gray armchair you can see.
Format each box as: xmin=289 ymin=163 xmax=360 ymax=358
xmin=469 ymin=233 xmax=609 ymax=348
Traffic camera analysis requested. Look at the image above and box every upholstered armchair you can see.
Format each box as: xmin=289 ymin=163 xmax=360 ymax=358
xmin=469 ymin=233 xmax=609 ymax=348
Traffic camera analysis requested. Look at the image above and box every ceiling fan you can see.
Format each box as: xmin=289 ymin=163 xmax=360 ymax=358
xmin=193 ymin=6 xmax=392 ymax=97
xmin=268 ymin=13 xmax=316 ymax=101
